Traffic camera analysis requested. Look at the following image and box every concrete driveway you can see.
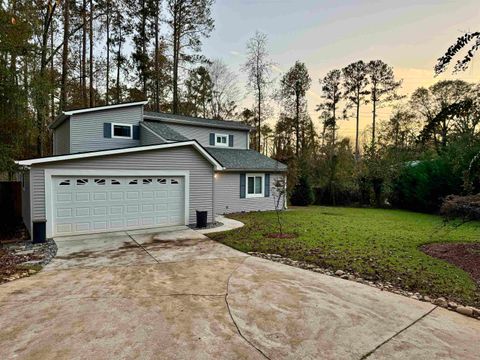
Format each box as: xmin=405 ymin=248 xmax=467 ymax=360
xmin=0 ymin=227 xmax=479 ymax=360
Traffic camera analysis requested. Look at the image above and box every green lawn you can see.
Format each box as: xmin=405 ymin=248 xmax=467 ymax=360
xmin=209 ymin=206 xmax=480 ymax=306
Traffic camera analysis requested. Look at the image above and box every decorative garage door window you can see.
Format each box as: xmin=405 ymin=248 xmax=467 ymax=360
xmin=52 ymin=176 xmax=185 ymax=236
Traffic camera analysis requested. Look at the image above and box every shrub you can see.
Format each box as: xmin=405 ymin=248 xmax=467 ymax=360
xmin=290 ymin=175 xmax=314 ymax=206
xmin=390 ymin=158 xmax=461 ymax=212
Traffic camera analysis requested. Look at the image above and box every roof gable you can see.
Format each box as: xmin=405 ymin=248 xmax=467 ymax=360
xmin=16 ymin=141 xmax=224 ymax=171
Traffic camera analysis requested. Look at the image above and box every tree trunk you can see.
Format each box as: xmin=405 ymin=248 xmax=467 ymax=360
xmin=154 ymin=0 xmax=160 ymax=111
xmin=355 ymin=89 xmax=360 ymax=161
xmin=60 ymin=0 xmax=69 ymax=110
xmin=116 ymin=24 xmax=122 ymax=103
xmin=50 ymin=21 xmax=55 ymax=123
xmin=89 ymin=0 xmax=94 ymax=107
xmin=36 ymin=2 xmax=57 ymax=156
xmin=295 ymin=90 xmax=300 ymax=157
xmin=82 ymin=0 xmax=87 ymax=107
xmin=372 ymin=86 xmax=376 ymax=147
xmin=172 ymin=1 xmax=180 ymax=114
xmin=105 ymin=0 xmax=110 ymax=105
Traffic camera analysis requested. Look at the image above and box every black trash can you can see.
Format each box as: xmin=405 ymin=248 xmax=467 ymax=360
xmin=196 ymin=210 xmax=208 ymax=228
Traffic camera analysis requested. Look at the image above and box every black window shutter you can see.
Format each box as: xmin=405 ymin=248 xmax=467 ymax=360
xmin=228 ymin=134 xmax=234 ymax=147
xmin=265 ymin=174 xmax=270 ymax=197
xmin=209 ymin=133 xmax=215 ymax=146
xmin=240 ymin=173 xmax=246 ymax=198
xmin=132 ymin=125 xmax=140 ymax=140
xmin=104 ymin=123 xmax=111 ymax=138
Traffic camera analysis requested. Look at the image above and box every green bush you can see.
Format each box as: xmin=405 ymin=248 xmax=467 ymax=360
xmin=390 ymin=158 xmax=460 ymax=212
xmin=290 ymin=175 xmax=314 ymax=206
xmin=390 ymin=138 xmax=480 ymax=213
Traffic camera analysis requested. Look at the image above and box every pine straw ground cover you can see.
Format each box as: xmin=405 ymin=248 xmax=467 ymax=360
xmin=209 ymin=206 xmax=480 ymax=307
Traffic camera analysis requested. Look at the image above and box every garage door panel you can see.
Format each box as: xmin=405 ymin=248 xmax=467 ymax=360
xmin=93 ymin=207 xmax=107 ymax=216
xmin=93 ymin=192 xmax=107 ymax=201
xmin=52 ymin=176 xmax=185 ymax=236
xmin=56 ymin=193 xmax=72 ymax=202
xmin=110 ymin=192 xmax=124 ymax=201
xmin=76 ymin=193 xmax=90 ymax=202
xmin=56 ymin=208 xmax=72 ymax=218
xmin=75 ymin=207 xmax=90 ymax=217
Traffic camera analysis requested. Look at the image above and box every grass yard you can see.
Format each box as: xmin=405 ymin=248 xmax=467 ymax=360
xmin=209 ymin=206 xmax=480 ymax=307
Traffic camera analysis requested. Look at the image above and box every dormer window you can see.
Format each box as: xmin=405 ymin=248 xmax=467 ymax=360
xmin=112 ymin=123 xmax=133 ymax=139
xmin=215 ymin=134 xmax=228 ymax=147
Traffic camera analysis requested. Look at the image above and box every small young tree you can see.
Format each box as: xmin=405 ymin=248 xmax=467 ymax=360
xmin=272 ymin=177 xmax=286 ymax=234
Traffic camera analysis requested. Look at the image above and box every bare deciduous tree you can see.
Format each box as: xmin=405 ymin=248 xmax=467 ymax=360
xmin=243 ymin=31 xmax=273 ymax=152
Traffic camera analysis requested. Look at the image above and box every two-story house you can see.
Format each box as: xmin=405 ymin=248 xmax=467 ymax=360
xmin=16 ymin=101 xmax=287 ymax=242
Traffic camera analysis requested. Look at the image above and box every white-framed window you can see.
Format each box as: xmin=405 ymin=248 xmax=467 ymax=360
xmin=111 ymin=123 xmax=133 ymax=139
xmin=215 ymin=133 xmax=228 ymax=147
xmin=246 ymin=173 xmax=264 ymax=198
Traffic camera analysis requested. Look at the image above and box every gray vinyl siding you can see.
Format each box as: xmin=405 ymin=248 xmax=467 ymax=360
xmin=21 ymin=171 xmax=31 ymax=236
xmin=30 ymin=146 xmax=214 ymax=225
xmin=214 ymin=172 xmax=286 ymax=214
xmin=70 ymin=105 xmax=143 ymax=153
xmin=166 ymin=123 xmax=249 ymax=149
xmin=53 ymin=118 xmax=70 ymax=155
xmin=140 ymin=125 xmax=165 ymax=146
xmin=31 ymin=168 xmax=45 ymax=221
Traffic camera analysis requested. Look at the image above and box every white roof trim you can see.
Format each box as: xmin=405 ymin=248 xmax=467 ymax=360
xmin=15 ymin=141 xmax=224 ymax=171
xmin=63 ymin=101 xmax=148 ymax=116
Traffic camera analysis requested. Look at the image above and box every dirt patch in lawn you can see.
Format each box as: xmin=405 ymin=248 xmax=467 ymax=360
xmin=421 ymin=243 xmax=480 ymax=285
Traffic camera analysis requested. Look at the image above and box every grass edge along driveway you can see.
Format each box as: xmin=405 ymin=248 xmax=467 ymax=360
xmin=209 ymin=206 xmax=480 ymax=307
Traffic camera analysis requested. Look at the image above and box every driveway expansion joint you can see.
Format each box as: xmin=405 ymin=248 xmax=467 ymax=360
xmin=224 ymin=256 xmax=272 ymax=360
xmin=359 ymin=305 xmax=438 ymax=360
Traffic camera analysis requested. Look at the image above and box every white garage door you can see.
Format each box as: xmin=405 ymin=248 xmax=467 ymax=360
xmin=52 ymin=176 xmax=185 ymax=236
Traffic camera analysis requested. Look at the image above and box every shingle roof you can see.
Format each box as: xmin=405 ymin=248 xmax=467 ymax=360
xmin=206 ymin=148 xmax=287 ymax=172
xmin=144 ymin=111 xmax=252 ymax=131
xmin=142 ymin=121 xmax=189 ymax=141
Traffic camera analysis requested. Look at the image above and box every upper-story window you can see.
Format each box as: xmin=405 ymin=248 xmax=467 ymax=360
xmin=215 ymin=133 xmax=228 ymax=147
xmin=112 ymin=123 xmax=133 ymax=139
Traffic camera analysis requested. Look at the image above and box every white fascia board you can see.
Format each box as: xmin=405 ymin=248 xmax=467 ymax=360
xmin=15 ymin=141 xmax=224 ymax=170
xmin=63 ymin=101 xmax=148 ymax=116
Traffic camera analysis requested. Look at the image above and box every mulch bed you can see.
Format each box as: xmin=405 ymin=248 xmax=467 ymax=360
xmin=0 ymin=249 xmax=40 ymax=282
xmin=421 ymin=243 xmax=480 ymax=285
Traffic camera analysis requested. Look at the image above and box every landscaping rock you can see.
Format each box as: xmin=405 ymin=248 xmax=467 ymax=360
xmin=456 ymin=306 xmax=474 ymax=317
xmin=335 ymin=270 xmax=344 ymax=276
xmin=472 ymin=308 xmax=480 ymax=318
xmin=448 ymin=301 xmax=458 ymax=309
xmin=434 ymin=297 xmax=448 ymax=307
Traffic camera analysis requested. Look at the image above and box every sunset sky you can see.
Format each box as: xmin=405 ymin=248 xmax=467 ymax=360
xmin=202 ymin=0 xmax=480 ymax=139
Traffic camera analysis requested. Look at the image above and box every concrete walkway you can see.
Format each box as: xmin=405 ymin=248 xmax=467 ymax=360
xmin=196 ymin=214 xmax=245 ymax=234
xmin=0 ymin=228 xmax=478 ymax=359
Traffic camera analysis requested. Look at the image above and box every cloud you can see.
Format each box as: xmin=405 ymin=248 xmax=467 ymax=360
xmin=229 ymin=50 xmax=241 ymax=56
